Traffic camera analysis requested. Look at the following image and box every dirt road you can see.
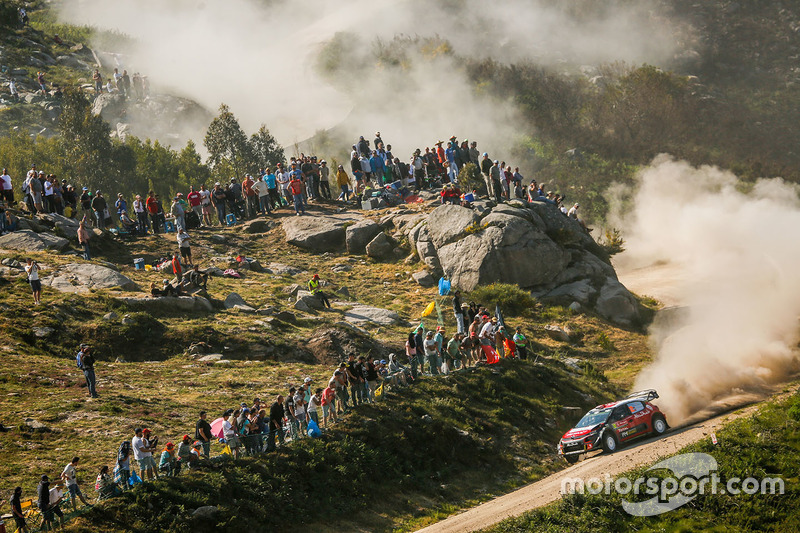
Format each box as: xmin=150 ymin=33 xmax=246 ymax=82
xmin=415 ymin=406 xmax=756 ymax=533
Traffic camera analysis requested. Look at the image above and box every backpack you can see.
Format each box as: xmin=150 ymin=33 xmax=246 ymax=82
xmin=117 ymin=441 xmax=131 ymax=463
xmin=76 ymin=350 xmax=84 ymax=370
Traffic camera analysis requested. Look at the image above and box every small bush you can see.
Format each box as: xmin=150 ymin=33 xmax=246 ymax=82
xmin=597 ymin=331 xmax=616 ymax=351
xmin=599 ymin=228 xmax=625 ymax=256
xmin=469 ymin=283 xmax=536 ymax=316
xmin=458 ymin=162 xmax=484 ymax=194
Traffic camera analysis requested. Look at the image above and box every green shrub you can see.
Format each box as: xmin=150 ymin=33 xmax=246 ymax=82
xmin=458 ymin=162 xmax=484 ymax=194
xmin=469 ymin=283 xmax=536 ymax=316
xmin=0 ymin=1 xmax=20 ymax=29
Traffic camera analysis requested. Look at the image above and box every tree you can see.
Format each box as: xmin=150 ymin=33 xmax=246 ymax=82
xmin=58 ymin=88 xmax=115 ymax=192
xmin=204 ymin=104 xmax=251 ymax=180
xmin=175 ymin=140 xmax=210 ymax=191
xmin=249 ymin=125 xmax=285 ymax=173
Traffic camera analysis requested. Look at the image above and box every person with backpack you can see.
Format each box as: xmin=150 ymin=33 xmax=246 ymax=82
xmin=76 ymin=344 xmax=98 ymax=398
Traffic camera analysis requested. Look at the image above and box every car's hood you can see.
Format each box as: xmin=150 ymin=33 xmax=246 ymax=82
xmin=561 ymin=424 xmax=602 ymax=441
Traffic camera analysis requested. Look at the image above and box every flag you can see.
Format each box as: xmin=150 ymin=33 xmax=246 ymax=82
xmin=495 ymin=303 xmax=505 ymax=329
xmin=482 ymin=344 xmax=500 ymax=364
xmin=375 ymin=383 xmax=384 ymax=397
xmin=422 ymin=301 xmax=436 ymax=317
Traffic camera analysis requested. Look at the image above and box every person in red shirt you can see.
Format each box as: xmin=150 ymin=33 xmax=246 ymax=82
xmin=172 ymin=252 xmax=182 ymax=286
xmin=187 ymin=186 xmax=202 ymax=220
xmin=321 ymin=385 xmax=337 ymax=426
xmin=242 ymin=175 xmax=256 ymax=219
xmin=435 ymin=141 xmax=445 ymax=165
xmin=146 ymin=190 xmax=160 ymax=234
xmin=289 ymin=171 xmax=305 ymax=216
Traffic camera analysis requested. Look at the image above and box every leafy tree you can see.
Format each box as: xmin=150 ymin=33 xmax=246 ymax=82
xmin=58 ymin=88 xmax=115 ymax=192
xmin=249 ymin=125 xmax=285 ymax=172
xmin=204 ymin=104 xmax=252 ymax=180
xmin=175 ymin=140 xmax=211 ymax=190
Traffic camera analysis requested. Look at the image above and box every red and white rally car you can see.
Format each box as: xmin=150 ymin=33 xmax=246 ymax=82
xmin=557 ymin=390 xmax=668 ymax=463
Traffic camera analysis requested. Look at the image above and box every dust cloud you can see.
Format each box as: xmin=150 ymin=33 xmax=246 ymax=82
xmin=57 ymin=0 xmax=687 ymax=155
xmin=612 ymin=155 xmax=800 ymax=424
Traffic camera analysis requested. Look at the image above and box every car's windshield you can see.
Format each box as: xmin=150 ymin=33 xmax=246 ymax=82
xmin=575 ymin=407 xmax=613 ymax=428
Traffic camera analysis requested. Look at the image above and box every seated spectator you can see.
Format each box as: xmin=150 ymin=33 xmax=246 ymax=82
xmin=119 ymin=211 xmax=137 ymax=232
xmin=95 ymin=465 xmax=121 ymax=500
xmin=158 ymin=442 xmax=180 ymax=477
xmin=150 ymin=280 xmax=180 ymax=297
xmin=177 ymin=435 xmax=197 ymax=469
xmin=186 ymin=265 xmax=208 ymax=290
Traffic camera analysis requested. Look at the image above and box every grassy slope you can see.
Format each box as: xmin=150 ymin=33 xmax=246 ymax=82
xmin=483 ymin=385 xmax=800 ymax=533
xmin=0 ymin=203 xmax=653 ymax=531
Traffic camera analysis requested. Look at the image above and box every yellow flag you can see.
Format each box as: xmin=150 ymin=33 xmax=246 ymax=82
xmin=375 ymin=383 xmax=384 ymax=397
xmin=422 ymin=301 xmax=436 ymax=317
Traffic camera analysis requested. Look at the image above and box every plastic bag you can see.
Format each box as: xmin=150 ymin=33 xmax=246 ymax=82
xmin=438 ymin=278 xmax=451 ymax=296
xmin=307 ymin=419 xmax=322 ymax=438
xmin=421 ymin=301 xmax=436 ymax=317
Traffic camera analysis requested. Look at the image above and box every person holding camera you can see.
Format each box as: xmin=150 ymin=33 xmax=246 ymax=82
xmin=76 ymin=344 xmax=98 ymax=398
xmin=24 ymin=258 xmax=42 ymax=305
xmin=132 ymin=428 xmax=159 ymax=481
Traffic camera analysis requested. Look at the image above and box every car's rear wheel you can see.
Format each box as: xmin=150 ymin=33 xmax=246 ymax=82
xmin=565 ymin=455 xmax=579 ymax=464
xmin=602 ymin=432 xmax=618 ymax=453
xmin=652 ymin=414 xmax=667 ymax=435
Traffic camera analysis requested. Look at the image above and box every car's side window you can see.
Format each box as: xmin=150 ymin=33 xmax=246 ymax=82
xmin=609 ymin=405 xmax=628 ymax=422
xmin=628 ymin=401 xmax=644 ymax=414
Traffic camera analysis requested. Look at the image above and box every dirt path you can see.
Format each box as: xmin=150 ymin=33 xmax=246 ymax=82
xmin=415 ymin=405 xmax=757 ymax=533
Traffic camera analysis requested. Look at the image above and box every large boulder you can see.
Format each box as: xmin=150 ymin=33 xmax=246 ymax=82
xmin=37 ymin=213 xmax=80 ymax=239
xmin=365 ymin=232 xmax=394 ymax=259
xmin=296 ymin=290 xmax=325 ymax=310
xmin=528 ymin=202 xmax=595 ymax=248
xmin=346 ymin=219 xmax=383 ymax=254
xmin=283 ymin=215 xmax=357 ymax=252
xmin=413 ymin=224 xmax=442 ymax=273
xmin=541 ymin=279 xmax=597 ymax=305
xmin=437 ymin=215 xmax=569 ymax=291
xmin=116 ymin=296 xmax=214 ymax=313
xmin=224 ymin=293 xmax=248 ymax=309
xmin=344 ymin=305 xmax=404 ymax=326
xmin=0 ymin=229 xmax=69 ymax=252
xmin=426 ymin=205 xmax=479 ymax=248
xmin=595 ymin=278 xmax=641 ymax=327
xmin=43 ymin=264 xmax=138 ymax=294
xmin=241 ymin=219 xmax=275 ymax=234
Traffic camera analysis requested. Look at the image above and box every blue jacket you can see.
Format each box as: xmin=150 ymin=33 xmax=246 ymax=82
xmin=369 ymin=155 xmax=385 ymax=174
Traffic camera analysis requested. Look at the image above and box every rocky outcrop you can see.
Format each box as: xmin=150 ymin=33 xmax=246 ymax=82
xmin=394 ymin=202 xmax=643 ymax=327
xmin=344 ymin=305 xmax=404 ymax=326
xmin=0 ymin=229 xmax=69 ymax=252
xmin=346 ymin=220 xmax=382 ymax=254
xmin=116 ymin=296 xmax=214 ymax=313
xmin=365 ymin=232 xmax=394 ymax=259
xmin=283 ymin=214 xmax=361 ymax=252
xmin=43 ymin=264 xmax=138 ymax=293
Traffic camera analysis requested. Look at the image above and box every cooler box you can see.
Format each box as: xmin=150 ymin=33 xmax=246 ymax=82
xmin=133 ymin=258 xmax=145 ymax=270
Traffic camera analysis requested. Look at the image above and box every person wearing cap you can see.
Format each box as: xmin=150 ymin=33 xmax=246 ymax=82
xmin=76 ymin=343 xmax=98 ymax=398
xmin=198 ymin=184 xmax=213 ymax=226
xmin=132 ymin=428 xmax=158 ymax=480
xmin=316 ymin=159 xmax=331 ymax=200
xmin=447 ymin=332 xmax=463 ymax=371
xmin=288 ymin=167 xmax=305 ymax=215
xmin=177 ymin=434 xmax=197 ymax=469
xmin=434 ymin=327 xmax=447 ymax=374
xmin=242 ymin=173 xmax=257 ymax=218
xmin=479 ymin=316 xmax=496 ymax=352
xmin=253 ymin=173 xmax=271 ymax=216
xmin=132 ymin=194 xmax=147 ymax=235
xmin=495 ymin=324 xmax=507 ymax=359
xmin=307 ymin=274 xmax=331 ymax=309
xmin=489 ymin=160 xmax=503 ymax=202
xmin=115 ymin=193 xmax=128 ymax=220
xmin=170 ymin=195 xmax=185 ymax=232
xmin=91 ymin=190 xmax=108 ymax=230
xmin=321 ymin=383 xmax=337 ymax=426
xmin=158 ymin=442 xmax=180 ymax=477
xmin=177 ymin=228 xmax=192 ymax=266
xmin=37 ymin=474 xmax=55 ymax=530
xmin=423 ymin=331 xmax=440 ymax=376
xmin=346 ymin=354 xmax=364 ymax=406
xmin=568 ymin=202 xmax=580 ymax=219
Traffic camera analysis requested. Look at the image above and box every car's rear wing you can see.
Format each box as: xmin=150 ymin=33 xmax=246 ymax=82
xmin=625 ymin=389 xmax=659 ymax=402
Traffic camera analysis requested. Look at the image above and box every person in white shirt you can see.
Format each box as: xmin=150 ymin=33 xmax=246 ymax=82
xmin=221 ymin=409 xmax=240 ymax=459
xmin=61 ymin=456 xmax=91 ymax=512
xmin=24 ymin=258 xmax=41 ymax=305
xmin=253 ymin=175 xmax=270 ymax=215
xmin=9 ymin=79 xmax=18 ymax=101
xmin=132 ymin=428 xmax=158 ymax=480
xmin=278 ymin=167 xmax=291 ymax=206
xmin=199 ymin=185 xmax=213 ymax=226
xmin=0 ymin=168 xmax=12 ymax=204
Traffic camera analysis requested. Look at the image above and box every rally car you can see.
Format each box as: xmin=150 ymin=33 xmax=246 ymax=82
xmin=557 ymin=389 xmax=668 ymax=463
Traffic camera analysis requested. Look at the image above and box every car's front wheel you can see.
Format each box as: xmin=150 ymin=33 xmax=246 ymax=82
xmin=602 ymin=432 xmax=618 ymax=453
xmin=652 ymin=414 xmax=667 ymax=435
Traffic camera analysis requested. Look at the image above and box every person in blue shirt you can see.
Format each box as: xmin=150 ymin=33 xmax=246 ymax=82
xmin=115 ymin=193 xmax=128 ymax=217
xmin=445 ymin=142 xmax=458 ymax=183
xmin=369 ymin=151 xmax=385 ymax=185
xmin=264 ymin=169 xmax=280 ymax=210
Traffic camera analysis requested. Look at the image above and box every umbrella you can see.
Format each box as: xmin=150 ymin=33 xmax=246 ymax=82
xmin=210 ymin=417 xmax=225 ymax=439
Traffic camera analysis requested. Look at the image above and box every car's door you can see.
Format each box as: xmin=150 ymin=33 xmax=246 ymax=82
xmin=606 ymin=404 xmax=632 ymax=440
xmin=622 ymin=401 xmax=650 ymax=439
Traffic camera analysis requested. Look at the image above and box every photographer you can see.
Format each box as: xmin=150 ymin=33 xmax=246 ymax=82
xmin=76 ymin=344 xmax=98 ymax=398
xmin=24 ymin=258 xmax=42 ymax=305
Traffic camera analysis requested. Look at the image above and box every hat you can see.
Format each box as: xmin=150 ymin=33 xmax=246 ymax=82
xmin=312 ymin=274 xmax=320 ymax=279
xmin=373 ymin=359 xmax=379 ymax=365
xmin=223 ymin=409 xmax=233 ymax=417
xmin=95 ymin=190 xmax=101 ymax=195
xmin=39 ymin=171 xmax=45 ymax=175
xmin=182 ymin=434 xmax=190 ymax=441
xmin=80 ymin=343 xmax=89 ymax=349
xmin=242 ymin=407 xmax=250 ymax=414
xmin=165 ymin=442 xmax=174 ymax=450
xmin=493 ymin=160 xmax=499 ymax=164
xmin=461 ymin=303 xmax=469 ymax=308
xmin=304 ymin=377 xmax=312 ymax=383
xmin=380 ymin=359 xmax=387 ymax=365
xmin=134 ymin=427 xmax=142 ymax=434
xmin=230 ymin=177 xmax=236 ymax=182
xmin=491 ymin=317 xmax=498 ymax=323
xmin=214 ymin=182 xmax=221 ymax=186
xmin=82 ymin=187 xmax=88 ymax=191
xmin=192 ymin=441 xmax=202 ymax=449
xmin=435 ymin=140 xmax=444 ymax=145
xmin=142 ymin=428 xmax=151 ymax=434
xmin=483 ymin=152 xmax=488 ymax=157
xmin=321 ymin=160 xmax=326 ymax=164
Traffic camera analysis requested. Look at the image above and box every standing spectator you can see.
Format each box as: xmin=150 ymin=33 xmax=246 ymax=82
xmin=132 ymin=428 xmax=158 ymax=480
xmin=187 ymin=186 xmax=202 ymax=220
xmin=489 ymin=160 xmax=503 ymax=202
xmin=177 ymin=229 xmax=192 ymax=266
xmin=199 ymin=184 xmax=213 ymax=226
xmin=115 ymin=193 xmax=127 ymax=220
xmin=115 ymin=440 xmax=131 ymax=491
xmin=434 ymin=327 xmax=447 ymax=374
xmin=76 ymin=343 xmax=98 ymax=398
xmin=253 ymin=174 xmax=271 ymax=215
xmin=293 ymin=386 xmax=308 ymax=436
xmin=289 ymin=171 xmax=305 ymax=216
xmin=9 ymin=78 xmax=19 ymax=101
xmin=0 ymin=168 xmax=13 ymax=205
xmin=170 ymin=196 xmax=185 ymax=232
xmin=93 ymin=69 xmax=103 ymax=94
xmin=266 ymin=395 xmax=285 ymax=451
xmin=10 ymin=486 xmax=29 ymax=533
xmin=319 ymin=160 xmax=331 ymax=199
xmin=29 ymin=171 xmax=44 ymax=213
xmin=37 ymin=475 xmax=53 ymax=531
xmin=513 ymin=329 xmax=528 ymax=360
xmin=307 ymin=389 xmax=322 ymax=425
xmin=80 ymin=187 xmax=92 ymax=223
xmin=363 ymin=360 xmax=379 ymax=403
xmin=195 ymin=411 xmax=212 ymax=458
xmin=211 ymin=182 xmax=227 ymax=225
xmin=61 ymin=456 xmax=91 ymax=512
xmin=284 ymin=387 xmax=299 ymax=441
xmin=243 ymin=174 xmax=258 ymax=218
xmin=424 ymin=331 xmax=439 ymax=375
xmin=452 ymin=290 xmax=465 ymax=334
xmin=91 ymin=190 xmax=107 ymax=230
xmin=406 ymin=332 xmax=419 ymax=380
xmin=336 ymin=165 xmax=352 ymax=202
xmin=264 ymin=168 xmax=280 ymax=210
xmin=37 ymin=71 xmax=47 ymax=94
xmin=146 ymin=191 xmax=159 ymax=233
xmin=133 ymin=195 xmax=147 ymax=234
xmin=172 ymin=253 xmax=183 ymax=285
xmin=222 ymin=409 xmax=240 ymax=459
xmin=77 ymin=220 xmax=91 ymax=261
xmin=24 ymin=258 xmax=42 ymax=305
